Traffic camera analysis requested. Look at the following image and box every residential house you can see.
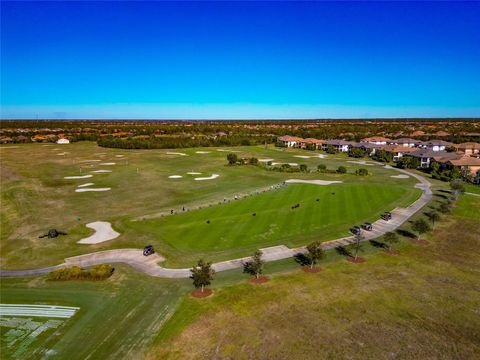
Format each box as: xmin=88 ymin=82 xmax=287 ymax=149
xmin=57 ymin=138 xmax=70 ymax=144
xmin=277 ymin=135 xmax=303 ymax=148
xmin=299 ymin=138 xmax=324 ymax=150
xmin=388 ymin=138 xmax=420 ymax=148
xmin=410 ymin=131 xmax=426 ymax=137
xmin=322 ymin=140 xmax=354 ymax=152
xmin=454 ymin=142 xmax=480 ymax=155
xmin=406 ymin=149 xmax=455 ymax=169
xmin=360 ymin=136 xmax=391 ymax=145
xmin=382 ymin=145 xmax=418 ymax=161
xmin=419 ymin=140 xmax=452 ymax=152
xmin=350 ymin=142 xmax=383 ymax=155
xmin=446 ymin=156 xmax=480 ymax=177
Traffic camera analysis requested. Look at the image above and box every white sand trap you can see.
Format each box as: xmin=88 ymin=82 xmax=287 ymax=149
xmin=115 ymin=155 xmax=125 ymax=157
xmin=194 ymin=174 xmax=220 ymax=181
xmin=347 ymin=160 xmax=374 ymax=166
xmin=75 ymin=187 xmax=111 ymax=192
xmin=169 ymin=175 xmax=183 ymax=178
xmin=64 ymin=175 xmax=93 ymax=179
xmin=216 ymin=149 xmax=240 ymax=152
xmin=77 ymin=183 xmax=94 ymax=188
xmin=391 ymin=174 xmax=410 ymax=179
xmin=285 ymin=179 xmax=343 ymax=186
xmin=187 ymin=172 xmax=202 ymax=175
xmin=77 ymin=221 xmax=119 ymax=244
xmin=195 ymin=151 xmax=211 ymax=154
xmin=100 ymin=162 xmax=116 ymax=165
xmin=259 ymin=158 xmax=274 ymax=162
xmin=166 ymin=152 xmax=188 ymax=156
xmin=80 ymin=159 xmax=101 ymax=163
xmin=57 ymin=152 xmax=68 ymax=156
xmin=293 ymin=155 xmax=311 ymax=159
xmin=91 ymin=170 xmax=112 ymax=173
xmin=272 ymin=162 xmax=299 ymax=166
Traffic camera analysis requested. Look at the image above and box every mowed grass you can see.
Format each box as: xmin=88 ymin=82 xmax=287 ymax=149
xmin=127 ymin=182 xmax=418 ymax=267
xmin=148 ymin=194 xmax=480 ymax=360
xmin=1 ymin=142 xmax=419 ymax=269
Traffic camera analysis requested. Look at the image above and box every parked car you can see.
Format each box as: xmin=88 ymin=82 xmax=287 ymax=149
xmin=143 ymin=245 xmax=155 ymax=256
xmin=362 ymin=223 xmax=373 ymax=231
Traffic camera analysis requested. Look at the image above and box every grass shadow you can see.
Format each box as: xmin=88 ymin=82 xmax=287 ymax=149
xmin=396 ymin=229 xmax=417 ymax=239
xmin=294 ymin=253 xmax=310 ymax=266
xmin=335 ymin=246 xmax=352 ymax=258
xmin=369 ymin=240 xmax=387 ymax=249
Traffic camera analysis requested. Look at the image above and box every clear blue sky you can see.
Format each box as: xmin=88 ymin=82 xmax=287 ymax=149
xmin=1 ymin=1 xmax=479 ymax=119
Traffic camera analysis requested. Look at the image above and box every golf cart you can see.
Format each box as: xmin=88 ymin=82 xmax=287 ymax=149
xmin=362 ymin=222 xmax=373 ymax=231
xmin=350 ymin=226 xmax=361 ymax=235
xmin=143 ymin=245 xmax=155 ymax=256
xmin=381 ymin=212 xmax=392 ymax=221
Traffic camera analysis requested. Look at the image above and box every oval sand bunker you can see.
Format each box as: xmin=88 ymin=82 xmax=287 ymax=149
xmin=77 ymin=221 xmax=120 ymax=244
xmin=194 ymin=174 xmax=219 ymax=181
xmin=75 ymin=188 xmax=111 ymax=192
xmin=64 ymin=175 xmax=93 ymax=179
xmin=169 ymin=175 xmax=183 ymax=178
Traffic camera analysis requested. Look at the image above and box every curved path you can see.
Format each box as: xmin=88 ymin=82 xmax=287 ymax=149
xmin=1 ymin=167 xmax=432 ymax=279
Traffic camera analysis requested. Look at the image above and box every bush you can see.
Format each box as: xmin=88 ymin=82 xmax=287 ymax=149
xmin=299 ymin=164 xmax=308 ymax=172
xmin=355 ymin=168 xmax=369 ymax=176
xmin=348 ymin=148 xmax=367 ymax=158
xmin=227 ymin=153 xmax=238 ymax=165
xmin=336 ymin=166 xmax=347 ymax=174
xmin=317 ymin=164 xmax=327 ymax=172
xmin=48 ymin=264 xmax=114 ymax=281
xmin=325 ymin=145 xmax=337 ymax=154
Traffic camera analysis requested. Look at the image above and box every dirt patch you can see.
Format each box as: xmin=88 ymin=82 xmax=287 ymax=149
xmin=191 ymin=288 xmax=214 ymax=298
xmin=346 ymin=256 xmax=366 ymax=263
xmin=250 ymin=276 xmax=269 ymax=284
xmin=302 ymin=266 xmax=322 ymax=273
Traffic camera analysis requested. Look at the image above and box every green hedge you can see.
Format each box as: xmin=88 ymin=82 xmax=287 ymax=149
xmin=48 ymin=264 xmax=114 ymax=281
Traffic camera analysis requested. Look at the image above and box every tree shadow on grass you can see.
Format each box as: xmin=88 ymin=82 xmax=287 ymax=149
xmin=438 ymin=189 xmax=452 ymax=194
xmin=294 ymin=253 xmax=310 ymax=266
xmin=396 ymin=229 xmax=417 ymax=239
xmin=434 ymin=193 xmax=449 ymax=200
xmin=335 ymin=246 xmax=352 ymax=258
xmin=369 ymin=240 xmax=387 ymax=249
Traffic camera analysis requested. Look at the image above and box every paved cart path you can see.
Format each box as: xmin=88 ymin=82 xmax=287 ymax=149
xmin=1 ymin=167 xmax=432 ymax=279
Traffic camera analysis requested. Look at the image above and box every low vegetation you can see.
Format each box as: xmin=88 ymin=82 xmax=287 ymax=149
xmin=48 ymin=264 xmax=114 ymax=281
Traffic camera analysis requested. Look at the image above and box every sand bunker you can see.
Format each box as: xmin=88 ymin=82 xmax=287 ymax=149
xmin=216 ymin=149 xmax=240 ymax=152
xmin=187 ymin=172 xmax=202 ymax=175
xmin=91 ymin=170 xmax=112 ymax=173
xmin=80 ymin=160 xmax=101 ymax=163
xmin=194 ymin=174 xmax=219 ymax=181
xmin=285 ymin=179 xmax=343 ymax=186
xmin=293 ymin=154 xmax=326 ymax=159
xmin=347 ymin=160 xmax=374 ymax=166
xmin=57 ymin=152 xmax=68 ymax=156
xmin=77 ymin=183 xmax=94 ymax=188
xmin=115 ymin=155 xmax=125 ymax=157
xmin=75 ymin=188 xmax=111 ymax=192
xmin=64 ymin=175 xmax=93 ymax=179
xmin=195 ymin=151 xmax=211 ymax=154
xmin=391 ymin=174 xmax=410 ymax=179
xmin=166 ymin=152 xmax=188 ymax=156
xmin=259 ymin=158 xmax=274 ymax=162
xmin=169 ymin=175 xmax=183 ymax=178
xmin=77 ymin=221 xmax=120 ymax=244
xmin=100 ymin=162 xmax=116 ymax=165
xmin=272 ymin=162 xmax=299 ymax=166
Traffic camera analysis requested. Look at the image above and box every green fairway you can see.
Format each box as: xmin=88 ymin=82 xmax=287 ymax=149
xmin=126 ymin=181 xmax=418 ymax=266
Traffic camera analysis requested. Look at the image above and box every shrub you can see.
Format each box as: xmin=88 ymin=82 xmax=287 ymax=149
xmin=348 ymin=148 xmax=366 ymax=158
xmin=48 ymin=264 xmax=114 ymax=281
xmin=355 ymin=168 xmax=369 ymax=176
xmin=299 ymin=164 xmax=308 ymax=172
xmin=317 ymin=164 xmax=327 ymax=172
xmin=227 ymin=153 xmax=238 ymax=165
xmin=336 ymin=166 xmax=347 ymax=174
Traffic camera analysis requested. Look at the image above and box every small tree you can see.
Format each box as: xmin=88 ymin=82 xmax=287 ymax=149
xmin=317 ymin=164 xmax=327 ymax=172
xmin=384 ymin=231 xmax=399 ymax=250
xmin=243 ymin=250 xmax=264 ymax=279
xmin=426 ymin=210 xmax=441 ymax=229
xmin=411 ymin=218 xmax=430 ymax=240
xmin=325 ymin=145 xmax=337 ymax=154
xmin=305 ymin=241 xmax=324 ymax=269
xmin=450 ymin=179 xmax=465 ymax=200
xmin=190 ymin=259 xmax=215 ymax=292
xmin=227 ymin=153 xmax=238 ymax=165
xmin=336 ymin=166 xmax=347 ymax=174
xmin=355 ymin=168 xmax=369 ymax=176
xmin=352 ymin=232 xmax=364 ymax=261
xmin=299 ymin=164 xmax=308 ymax=173
xmin=250 ymin=157 xmax=258 ymax=165
xmin=438 ymin=202 xmax=451 ymax=214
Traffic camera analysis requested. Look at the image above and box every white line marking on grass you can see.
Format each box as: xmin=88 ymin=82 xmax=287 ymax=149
xmin=75 ymin=188 xmax=111 ymax=192
xmin=91 ymin=170 xmax=112 ymax=173
xmin=168 ymin=175 xmax=183 ymax=178
xmin=77 ymin=221 xmax=120 ymax=244
xmin=285 ymin=179 xmax=343 ymax=185
xmin=77 ymin=183 xmax=94 ymax=188
xmin=64 ymin=175 xmax=93 ymax=179
xmin=194 ymin=174 xmax=219 ymax=181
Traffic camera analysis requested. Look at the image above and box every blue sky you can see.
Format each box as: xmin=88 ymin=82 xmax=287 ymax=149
xmin=1 ymin=1 xmax=479 ymax=119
